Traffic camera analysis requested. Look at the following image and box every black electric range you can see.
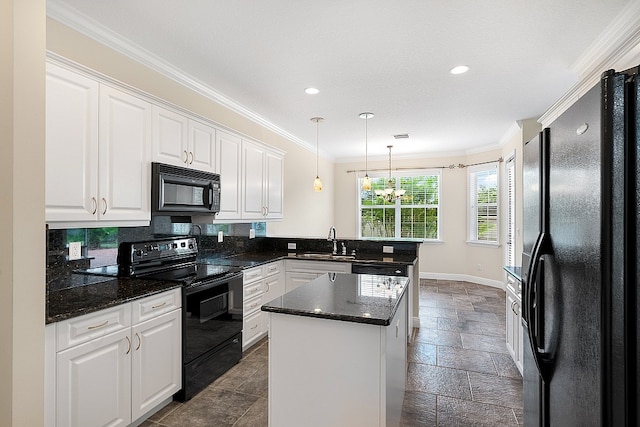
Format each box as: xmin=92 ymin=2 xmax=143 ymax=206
xmin=83 ymin=236 xmax=244 ymax=401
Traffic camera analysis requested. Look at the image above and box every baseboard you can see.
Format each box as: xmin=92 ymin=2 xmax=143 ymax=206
xmin=419 ymin=272 xmax=504 ymax=290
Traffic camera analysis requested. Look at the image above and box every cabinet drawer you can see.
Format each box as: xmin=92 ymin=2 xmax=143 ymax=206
xmin=132 ymin=288 xmax=182 ymax=324
xmin=264 ymin=261 xmax=283 ymax=277
xmin=244 ymin=294 xmax=263 ymax=316
xmin=56 ymin=303 xmax=131 ymax=351
xmin=244 ymin=280 xmax=263 ymax=299
xmin=243 ymin=310 xmax=264 ymax=344
xmin=243 ymin=266 xmax=263 ymax=284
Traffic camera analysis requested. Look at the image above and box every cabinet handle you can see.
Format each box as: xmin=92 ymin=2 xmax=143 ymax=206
xmin=188 ymin=151 xmax=194 ymax=164
xmin=135 ymin=332 xmax=141 ymax=351
xmin=183 ymin=150 xmax=189 ymax=163
xmin=125 ymin=336 xmax=131 ymax=355
xmin=151 ymin=301 xmax=167 ymax=309
xmin=250 ymin=303 xmax=258 ymax=309
xmin=101 ymin=198 xmax=107 ymax=215
xmin=251 ymin=324 xmax=258 ymax=330
xmin=87 ymin=320 xmax=108 ymax=330
xmin=250 ymin=288 xmax=260 ymax=294
xmin=265 ymin=283 xmax=270 ymax=293
xmin=91 ymin=197 xmax=98 ymax=215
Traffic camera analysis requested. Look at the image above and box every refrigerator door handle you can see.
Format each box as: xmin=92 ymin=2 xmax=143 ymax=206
xmin=525 ymin=231 xmax=551 ymax=382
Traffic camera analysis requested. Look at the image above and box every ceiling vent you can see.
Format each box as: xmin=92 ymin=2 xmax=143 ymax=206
xmin=393 ymin=134 xmax=409 ymax=139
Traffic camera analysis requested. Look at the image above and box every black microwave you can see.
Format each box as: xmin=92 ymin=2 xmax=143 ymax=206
xmin=151 ymin=162 xmax=221 ymax=216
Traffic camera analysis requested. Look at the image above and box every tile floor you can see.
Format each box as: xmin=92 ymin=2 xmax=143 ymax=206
xmin=141 ymin=279 xmax=523 ymax=427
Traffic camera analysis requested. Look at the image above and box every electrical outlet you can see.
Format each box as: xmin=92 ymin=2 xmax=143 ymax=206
xmin=477 ymin=263 xmax=482 ymax=271
xmin=69 ymin=242 xmax=82 ymax=260
xmin=249 ymin=228 xmax=255 ymax=239
xmin=218 ymin=231 xmax=224 ymax=243
xmin=382 ymin=245 xmax=394 ymax=254
xmin=288 ymin=242 xmax=297 ymax=250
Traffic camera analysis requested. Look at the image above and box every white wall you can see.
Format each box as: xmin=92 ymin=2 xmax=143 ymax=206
xmin=334 ymin=119 xmax=540 ymax=286
xmin=46 ymin=18 xmax=336 ymax=239
xmin=0 ymin=0 xmax=46 ymax=425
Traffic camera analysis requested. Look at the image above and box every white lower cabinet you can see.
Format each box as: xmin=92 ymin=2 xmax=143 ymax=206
xmin=57 ymin=328 xmax=132 ymax=427
xmin=505 ymin=276 xmax=523 ymax=375
xmin=47 ymin=288 xmax=182 ymax=427
xmin=284 ymin=260 xmax=351 ymax=293
xmin=242 ymin=261 xmax=284 ymax=350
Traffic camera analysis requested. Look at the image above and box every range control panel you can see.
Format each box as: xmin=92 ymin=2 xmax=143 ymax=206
xmin=118 ymin=237 xmax=198 ymax=265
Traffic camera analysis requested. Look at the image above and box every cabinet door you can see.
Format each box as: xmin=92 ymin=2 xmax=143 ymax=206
xmin=131 ymin=309 xmax=182 ymax=422
xmin=152 ymin=106 xmax=189 ymax=167
xmin=57 ymin=328 xmax=131 ymax=427
xmin=285 ymin=272 xmax=318 ymax=293
xmin=45 ymin=63 xmax=99 ymax=222
xmin=189 ymin=120 xmax=217 ymax=172
xmin=99 ymin=86 xmax=152 ymax=222
xmin=242 ymin=140 xmax=266 ymax=219
xmin=505 ymin=293 xmax=517 ymax=360
xmin=216 ymin=131 xmax=242 ymax=220
xmin=264 ymin=151 xmax=284 ymax=219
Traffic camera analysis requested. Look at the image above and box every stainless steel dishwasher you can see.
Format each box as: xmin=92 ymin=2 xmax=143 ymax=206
xmin=351 ymin=262 xmax=408 ymax=276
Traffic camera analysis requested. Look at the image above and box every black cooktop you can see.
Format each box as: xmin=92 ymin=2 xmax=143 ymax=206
xmin=77 ymin=263 xmax=241 ymax=287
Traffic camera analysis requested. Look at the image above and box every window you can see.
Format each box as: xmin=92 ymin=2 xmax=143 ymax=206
xmin=358 ymin=171 xmax=440 ymax=240
xmin=468 ymin=163 xmax=499 ymax=244
xmin=505 ymin=155 xmax=516 ymax=265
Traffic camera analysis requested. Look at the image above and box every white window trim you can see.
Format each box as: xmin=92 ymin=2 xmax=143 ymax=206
xmin=503 ymin=151 xmax=516 ymax=266
xmin=356 ymin=169 xmax=441 ymax=240
xmin=467 ymin=162 xmax=500 ymax=245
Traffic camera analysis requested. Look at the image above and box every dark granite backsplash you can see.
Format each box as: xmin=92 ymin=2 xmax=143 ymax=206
xmin=47 ymin=217 xmax=419 ymax=293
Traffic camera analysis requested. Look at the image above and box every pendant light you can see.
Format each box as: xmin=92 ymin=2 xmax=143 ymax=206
xmin=311 ymin=117 xmax=324 ymax=192
xmin=359 ymin=112 xmax=374 ymax=190
xmin=375 ymin=145 xmax=406 ymax=201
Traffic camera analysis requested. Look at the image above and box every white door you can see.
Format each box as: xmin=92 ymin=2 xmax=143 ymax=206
xmin=45 ymin=63 xmax=99 ymax=222
xmin=264 ymin=151 xmax=284 ymax=219
xmin=56 ymin=329 xmax=131 ymax=427
xmin=131 ymin=310 xmax=182 ymax=422
xmin=216 ymin=131 xmax=242 ymax=220
xmin=242 ymin=140 xmax=266 ymax=219
xmin=152 ymin=105 xmax=189 ymax=167
xmin=189 ymin=120 xmax=217 ymax=173
xmin=99 ymin=86 xmax=152 ymax=222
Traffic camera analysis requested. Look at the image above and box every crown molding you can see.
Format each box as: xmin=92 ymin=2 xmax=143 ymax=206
xmin=46 ymin=0 xmax=311 ymax=151
xmin=539 ymin=0 xmax=640 ymax=127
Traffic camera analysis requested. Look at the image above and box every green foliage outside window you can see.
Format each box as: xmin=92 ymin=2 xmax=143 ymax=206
xmin=359 ymin=174 xmax=440 ymax=239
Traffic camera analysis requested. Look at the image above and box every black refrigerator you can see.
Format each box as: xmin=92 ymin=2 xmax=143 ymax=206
xmin=522 ymin=66 xmax=639 ymax=426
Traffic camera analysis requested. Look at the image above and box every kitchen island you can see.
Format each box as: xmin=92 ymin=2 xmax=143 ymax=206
xmin=261 ymin=273 xmax=408 ymax=427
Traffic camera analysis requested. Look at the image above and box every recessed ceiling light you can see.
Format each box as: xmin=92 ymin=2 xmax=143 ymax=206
xmin=450 ymin=65 xmax=470 ymax=75
xmin=305 ymin=87 xmax=320 ymax=95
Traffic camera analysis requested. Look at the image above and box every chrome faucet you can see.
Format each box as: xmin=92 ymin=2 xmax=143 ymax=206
xmin=327 ymin=226 xmax=337 ymax=254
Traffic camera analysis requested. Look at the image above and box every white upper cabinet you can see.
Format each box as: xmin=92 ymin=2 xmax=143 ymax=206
xmin=242 ymin=140 xmax=284 ymax=220
xmin=45 ymin=64 xmax=151 ymax=226
xmin=45 ymin=60 xmax=285 ymax=226
xmin=188 ymin=119 xmax=217 ymax=173
xmin=216 ymin=130 xmax=242 ymax=220
xmin=152 ymin=106 xmax=217 ymax=173
xmin=152 ymin=106 xmax=189 ymax=167
xmin=45 ymin=63 xmax=99 ymax=222
xmin=99 ymin=86 xmax=152 ymax=222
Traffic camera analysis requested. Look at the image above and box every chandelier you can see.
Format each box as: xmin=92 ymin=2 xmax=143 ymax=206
xmin=375 ymin=145 xmax=406 ymax=201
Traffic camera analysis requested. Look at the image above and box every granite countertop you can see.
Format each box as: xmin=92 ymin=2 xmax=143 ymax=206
xmin=503 ymin=266 xmax=522 ymax=282
xmin=47 ymin=250 xmax=417 ymax=325
xmin=198 ymin=250 xmax=417 ymax=268
xmin=261 ymin=273 xmax=408 ymax=326
xmin=46 ymin=275 xmax=181 ymax=324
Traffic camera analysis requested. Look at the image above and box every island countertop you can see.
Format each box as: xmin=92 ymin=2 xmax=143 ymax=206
xmin=261 ymin=272 xmax=408 ymax=326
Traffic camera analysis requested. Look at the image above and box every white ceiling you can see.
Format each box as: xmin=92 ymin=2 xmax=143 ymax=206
xmin=48 ymin=0 xmax=632 ymax=161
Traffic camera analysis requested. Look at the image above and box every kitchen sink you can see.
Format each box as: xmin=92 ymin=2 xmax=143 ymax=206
xmin=297 ymin=253 xmax=355 ymax=260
